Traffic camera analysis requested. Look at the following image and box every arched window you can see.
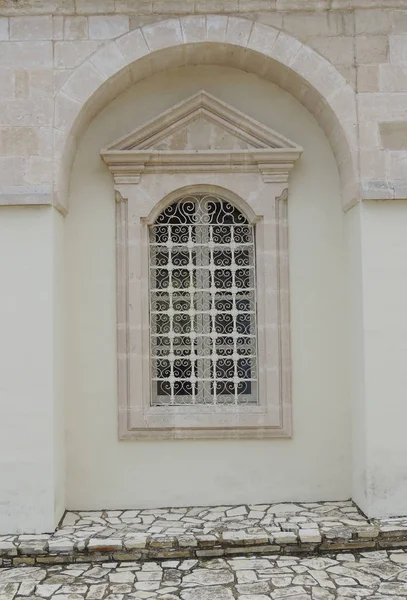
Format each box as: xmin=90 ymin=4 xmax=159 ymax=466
xmin=149 ymin=194 xmax=258 ymax=406
xmin=103 ymin=92 xmax=299 ymax=438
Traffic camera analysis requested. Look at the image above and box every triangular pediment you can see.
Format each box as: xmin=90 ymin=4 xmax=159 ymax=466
xmin=146 ymin=115 xmax=255 ymax=151
xmin=103 ymin=91 xmax=301 ymax=152
xmin=101 ymin=91 xmax=302 ymax=184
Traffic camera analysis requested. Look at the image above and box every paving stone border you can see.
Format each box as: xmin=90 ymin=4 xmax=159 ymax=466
xmin=4 ymin=550 xmax=407 ymax=600
xmin=1 ymin=501 xmax=407 ymax=567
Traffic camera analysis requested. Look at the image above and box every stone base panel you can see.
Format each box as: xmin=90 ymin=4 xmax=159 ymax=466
xmin=1 ymin=501 xmax=407 ymax=567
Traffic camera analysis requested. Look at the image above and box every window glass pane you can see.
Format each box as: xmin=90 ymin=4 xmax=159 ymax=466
xmin=149 ymin=194 xmax=258 ymax=406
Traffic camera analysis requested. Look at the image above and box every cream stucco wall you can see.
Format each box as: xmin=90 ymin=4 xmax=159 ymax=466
xmin=0 ymin=206 xmax=64 ymax=534
xmin=344 ymin=204 xmax=367 ymax=514
xmin=344 ymin=201 xmax=407 ymax=518
xmin=65 ymin=65 xmax=349 ymax=509
xmin=359 ymin=201 xmax=407 ymax=518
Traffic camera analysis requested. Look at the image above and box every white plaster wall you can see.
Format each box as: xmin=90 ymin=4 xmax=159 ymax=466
xmin=65 ymin=65 xmax=349 ymax=509
xmin=360 ymin=201 xmax=407 ymax=518
xmin=345 ymin=205 xmax=368 ymax=514
xmin=53 ymin=207 xmax=65 ymax=525
xmin=0 ymin=206 xmax=64 ymax=533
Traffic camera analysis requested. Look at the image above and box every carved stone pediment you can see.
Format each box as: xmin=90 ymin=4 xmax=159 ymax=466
xmin=146 ymin=116 xmax=255 ymax=151
xmin=101 ymin=91 xmax=302 ymax=184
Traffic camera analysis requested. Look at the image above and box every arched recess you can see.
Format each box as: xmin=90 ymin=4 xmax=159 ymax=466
xmin=54 ymin=16 xmax=358 ymax=214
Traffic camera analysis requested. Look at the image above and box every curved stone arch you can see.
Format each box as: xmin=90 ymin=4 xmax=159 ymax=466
xmin=146 ymin=184 xmax=260 ymax=226
xmin=54 ymin=16 xmax=358 ymax=214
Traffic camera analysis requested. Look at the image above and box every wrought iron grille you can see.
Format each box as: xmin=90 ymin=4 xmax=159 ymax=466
xmin=149 ymin=194 xmax=258 ymax=406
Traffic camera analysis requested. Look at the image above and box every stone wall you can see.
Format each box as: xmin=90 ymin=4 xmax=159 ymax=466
xmin=1 ymin=0 xmax=407 ymax=532
xmin=0 ymin=1 xmax=406 ymax=208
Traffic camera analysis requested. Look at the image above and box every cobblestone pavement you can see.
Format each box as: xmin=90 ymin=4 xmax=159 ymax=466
xmin=2 ymin=550 xmax=407 ymax=599
xmin=3 ymin=501 xmax=407 ymax=563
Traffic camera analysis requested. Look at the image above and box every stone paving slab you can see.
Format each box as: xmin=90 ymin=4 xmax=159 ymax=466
xmin=2 ymin=549 xmax=407 ymax=599
xmin=1 ymin=501 xmax=407 ymax=566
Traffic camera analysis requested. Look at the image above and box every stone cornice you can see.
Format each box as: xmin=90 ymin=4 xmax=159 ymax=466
xmin=102 ymin=149 xmax=302 ymax=184
xmin=0 ymin=0 xmax=405 ymax=15
xmin=275 ymin=0 xmax=407 ymax=9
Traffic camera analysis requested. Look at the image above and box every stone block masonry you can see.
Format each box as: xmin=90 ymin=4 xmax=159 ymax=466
xmin=0 ymin=2 xmax=406 ymax=207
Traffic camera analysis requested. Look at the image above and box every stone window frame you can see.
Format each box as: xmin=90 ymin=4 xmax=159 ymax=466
xmin=101 ymin=92 xmax=302 ymax=440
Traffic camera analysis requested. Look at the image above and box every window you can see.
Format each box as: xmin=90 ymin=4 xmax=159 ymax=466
xmin=101 ymin=91 xmax=302 ymax=438
xmin=149 ymin=194 xmax=258 ymax=406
